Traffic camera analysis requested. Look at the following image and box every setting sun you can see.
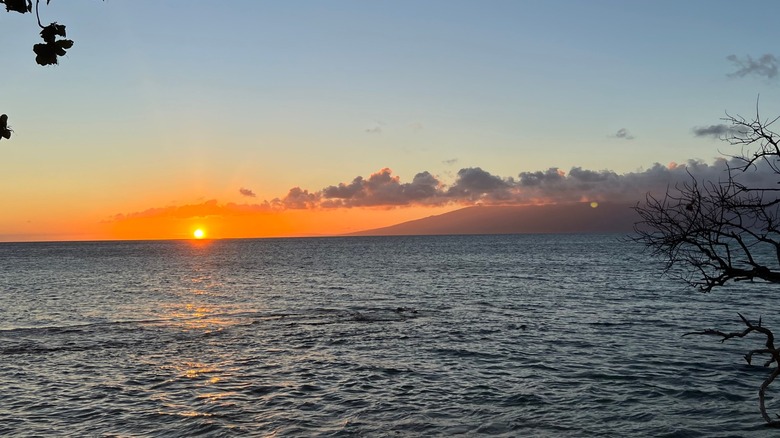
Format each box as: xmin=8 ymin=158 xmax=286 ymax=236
xmin=193 ymin=228 xmax=205 ymax=239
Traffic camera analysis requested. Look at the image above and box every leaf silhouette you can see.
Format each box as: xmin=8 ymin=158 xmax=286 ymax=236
xmin=0 ymin=114 xmax=12 ymax=140
xmin=2 ymin=0 xmax=32 ymax=13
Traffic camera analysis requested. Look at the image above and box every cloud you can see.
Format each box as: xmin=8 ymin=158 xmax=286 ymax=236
xmin=110 ymin=199 xmax=274 ymax=221
xmin=519 ymin=168 xmax=565 ymax=187
xmin=692 ymin=124 xmax=751 ymax=138
xmin=113 ymin=158 xmax=780 ymax=223
xmin=409 ymin=122 xmax=424 ymax=131
xmin=442 ymin=158 xmax=459 ymax=166
xmin=447 ymin=167 xmax=512 ymax=201
xmin=320 ymin=168 xmax=443 ymax=207
xmin=365 ymin=120 xmax=385 ymax=134
xmin=277 ymin=187 xmax=320 ymax=209
xmin=239 ymin=187 xmax=256 ymax=197
xmin=613 ymin=128 xmax=635 ymax=140
xmin=727 ymin=54 xmax=779 ymax=79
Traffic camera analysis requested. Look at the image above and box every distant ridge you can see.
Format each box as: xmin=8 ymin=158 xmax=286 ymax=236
xmin=348 ymin=202 xmax=638 ymax=236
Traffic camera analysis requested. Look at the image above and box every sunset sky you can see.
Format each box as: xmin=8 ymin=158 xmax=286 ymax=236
xmin=1 ymin=0 xmax=779 ymax=241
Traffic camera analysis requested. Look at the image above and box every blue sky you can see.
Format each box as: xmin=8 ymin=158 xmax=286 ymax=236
xmin=1 ymin=1 xmax=780 ymax=239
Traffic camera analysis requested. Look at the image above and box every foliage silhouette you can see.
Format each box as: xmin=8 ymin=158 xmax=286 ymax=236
xmin=2 ymin=0 xmax=76 ymax=66
xmin=2 ymin=0 xmax=97 ymax=140
xmin=634 ymin=104 xmax=780 ymax=426
xmin=0 ymin=114 xmax=11 ymax=140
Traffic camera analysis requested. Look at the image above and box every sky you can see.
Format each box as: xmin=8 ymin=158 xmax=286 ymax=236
xmin=1 ymin=0 xmax=780 ymax=241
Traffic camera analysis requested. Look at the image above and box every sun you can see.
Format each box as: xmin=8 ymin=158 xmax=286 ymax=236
xmin=193 ymin=228 xmax=206 ymax=239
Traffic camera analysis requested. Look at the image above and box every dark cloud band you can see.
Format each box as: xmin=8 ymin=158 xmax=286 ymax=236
xmin=116 ymin=159 xmax=777 ymax=220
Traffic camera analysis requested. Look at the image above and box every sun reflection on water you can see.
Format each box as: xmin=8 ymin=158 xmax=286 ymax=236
xmin=143 ymin=239 xmax=254 ymax=422
xmin=152 ymin=359 xmax=241 ymax=420
xmin=176 ymin=362 xmax=220 ymax=380
xmin=161 ymin=303 xmax=233 ymax=332
xmin=154 ymin=248 xmax=241 ymax=332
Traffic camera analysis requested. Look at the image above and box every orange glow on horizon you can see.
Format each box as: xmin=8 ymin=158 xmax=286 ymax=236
xmin=0 ymin=198 xmax=634 ymax=242
xmin=98 ymin=203 xmax=461 ymax=241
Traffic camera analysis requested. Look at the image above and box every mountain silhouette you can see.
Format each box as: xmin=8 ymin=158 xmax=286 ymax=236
xmin=349 ymin=202 xmax=637 ymax=236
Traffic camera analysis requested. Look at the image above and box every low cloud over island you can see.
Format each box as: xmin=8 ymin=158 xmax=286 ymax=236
xmin=111 ymin=157 xmax=773 ymax=223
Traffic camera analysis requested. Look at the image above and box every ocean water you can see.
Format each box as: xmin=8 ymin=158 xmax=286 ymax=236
xmin=0 ymin=234 xmax=778 ymax=437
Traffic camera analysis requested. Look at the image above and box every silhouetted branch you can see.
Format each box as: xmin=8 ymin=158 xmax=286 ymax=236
xmin=634 ymin=109 xmax=780 ymax=293
xmin=685 ymin=314 xmax=780 ymax=426
xmin=34 ymin=0 xmax=42 ymax=27
xmin=635 ymin=103 xmax=780 ymax=425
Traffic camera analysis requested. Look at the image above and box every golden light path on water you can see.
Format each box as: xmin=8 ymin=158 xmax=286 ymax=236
xmin=151 ymin=239 xmax=244 ymax=420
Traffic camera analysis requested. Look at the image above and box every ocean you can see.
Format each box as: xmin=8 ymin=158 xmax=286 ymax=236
xmin=0 ymin=234 xmax=778 ymax=436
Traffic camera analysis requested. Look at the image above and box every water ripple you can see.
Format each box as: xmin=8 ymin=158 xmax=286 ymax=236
xmin=1 ymin=235 xmax=779 ymax=436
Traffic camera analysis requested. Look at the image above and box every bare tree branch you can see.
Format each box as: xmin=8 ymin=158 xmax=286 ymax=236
xmin=634 ymin=110 xmax=780 ymax=292
xmin=635 ymin=106 xmax=780 ymax=425
xmin=684 ymin=314 xmax=780 ymax=426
